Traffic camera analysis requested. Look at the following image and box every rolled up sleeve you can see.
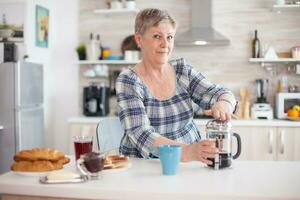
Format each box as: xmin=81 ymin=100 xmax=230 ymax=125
xmin=187 ymin=64 xmax=235 ymax=110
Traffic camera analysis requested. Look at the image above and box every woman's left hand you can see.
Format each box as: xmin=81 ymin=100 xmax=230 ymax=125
xmin=204 ymin=101 xmax=236 ymax=121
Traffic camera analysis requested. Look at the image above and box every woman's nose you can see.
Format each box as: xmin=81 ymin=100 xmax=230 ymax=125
xmin=160 ymin=38 xmax=168 ymax=47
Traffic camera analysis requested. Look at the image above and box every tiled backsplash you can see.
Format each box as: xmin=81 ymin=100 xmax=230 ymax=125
xmin=79 ymin=0 xmax=300 ymax=114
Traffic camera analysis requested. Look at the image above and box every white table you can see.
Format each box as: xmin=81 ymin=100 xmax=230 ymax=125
xmin=0 ymin=158 xmax=300 ymax=200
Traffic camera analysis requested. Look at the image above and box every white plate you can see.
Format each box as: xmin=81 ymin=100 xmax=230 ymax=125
xmin=12 ymin=170 xmax=62 ymax=177
xmin=286 ymin=117 xmax=300 ymax=121
xmin=102 ymin=162 xmax=132 ymax=175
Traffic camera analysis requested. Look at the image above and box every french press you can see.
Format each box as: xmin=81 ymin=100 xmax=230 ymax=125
xmin=206 ymin=120 xmax=241 ymax=170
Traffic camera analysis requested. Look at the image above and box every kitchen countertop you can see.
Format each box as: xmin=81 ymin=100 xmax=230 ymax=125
xmin=0 ymin=158 xmax=300 ymax=200
xmin=68 ymin=116 xmax=300 ymax=127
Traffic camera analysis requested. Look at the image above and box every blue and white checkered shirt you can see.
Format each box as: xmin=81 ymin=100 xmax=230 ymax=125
xmin=116 ymin=58 xmax=235 ymax=158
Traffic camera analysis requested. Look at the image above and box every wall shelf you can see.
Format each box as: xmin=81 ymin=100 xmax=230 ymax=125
xmin=249 ymin=58 xmax=300 ymax=64
xmin=93 ymin=9 xmax=138 ymax=15
xmin=272 ymin=4 xmax=300 ymax=11
xmin=77 ymin=60 xmax=140 ymax=65
xmin=249 ymin=58 xmax=300 ymax=66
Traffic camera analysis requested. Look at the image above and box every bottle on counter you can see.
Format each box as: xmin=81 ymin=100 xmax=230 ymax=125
xmin=88 ymin=33 xmax=95 ymax=60
xmin=88 ymin=33 xmax=100 ymax=60
xmin=252 ymin=30 xmax=261 ymax=58
xmin=96 ymin=34 xmax=103 ymax=60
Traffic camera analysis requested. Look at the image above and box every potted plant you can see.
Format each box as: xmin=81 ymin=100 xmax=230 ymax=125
xmin=76 ymin=43 xmax=87 ymax=60
xmin=0 ymin=14 xmax=15 ymax=41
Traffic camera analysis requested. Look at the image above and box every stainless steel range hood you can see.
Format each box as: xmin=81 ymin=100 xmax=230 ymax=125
xmin=176 ymin=0 xmax=230 ymax=46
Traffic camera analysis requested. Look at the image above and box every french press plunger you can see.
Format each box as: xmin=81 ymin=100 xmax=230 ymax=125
xmin=206 ymin=120 xmax=242 ymax=170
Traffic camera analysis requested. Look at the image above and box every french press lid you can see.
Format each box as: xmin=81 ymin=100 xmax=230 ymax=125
xmin=205 ymin=119 xmax=232 ymax=132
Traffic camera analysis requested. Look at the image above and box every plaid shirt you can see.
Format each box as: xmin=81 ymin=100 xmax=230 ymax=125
xmin=116 ymin=58 xmax=235 ymax=158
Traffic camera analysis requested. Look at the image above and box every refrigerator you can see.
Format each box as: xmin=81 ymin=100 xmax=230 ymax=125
xmin=0 ymin=61 xmax=44 ymax=174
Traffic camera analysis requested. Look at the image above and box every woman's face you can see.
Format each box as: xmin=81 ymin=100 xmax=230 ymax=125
xmin=135 ymin=21 xmax=175 ymax=65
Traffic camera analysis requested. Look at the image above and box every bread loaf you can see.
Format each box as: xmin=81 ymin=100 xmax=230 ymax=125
xmin=11 ymin=148 xmax=69 ymax=172
xmin=105 ymin=155 xmax=129 ymax=163
xmin=14 ymin=148 xmax=65 ymax=162
xmin=11 ymin=160 xmax=63 ymax=172
xmin=103 ymin=155 xmax=130 ymax=170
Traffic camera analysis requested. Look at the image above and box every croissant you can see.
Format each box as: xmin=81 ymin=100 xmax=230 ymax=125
xmin=14 ymin=148 xmax=65 ymax=162
xmin=11 ymin=160 xmax=63 ymax=172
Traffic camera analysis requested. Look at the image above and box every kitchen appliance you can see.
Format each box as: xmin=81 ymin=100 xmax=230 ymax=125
xmin=276 ymin=93 xmax=300 ymax=119
xmin=0 ymin=42 xmax=26 ymax=63
xmin=251 ymin=79 xmax=274 ymax=119
xmin=83 ymin=83 xmax=110 ymax=116
xmin=175 ymin=0 xmax=230 ymax=46
xmin=0 ymin=61 xmax=44 ymax=174
xmin=206 ymin=120 xmax=241 ymax=170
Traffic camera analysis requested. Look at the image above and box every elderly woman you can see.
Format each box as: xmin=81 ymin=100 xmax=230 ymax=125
xmin=116 ymin=8 xmax=237 ymax=164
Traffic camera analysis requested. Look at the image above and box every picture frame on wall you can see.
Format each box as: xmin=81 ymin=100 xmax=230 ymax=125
xmin=35 ymin=5 xmax=49 ymax=48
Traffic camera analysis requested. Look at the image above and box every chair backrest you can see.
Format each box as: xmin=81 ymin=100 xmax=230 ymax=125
xmin=96 ymin=117 xmax=124 ymax=154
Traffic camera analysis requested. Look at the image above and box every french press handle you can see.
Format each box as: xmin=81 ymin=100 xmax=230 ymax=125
xmin=233 ymin=133 xmax=242 ymax=159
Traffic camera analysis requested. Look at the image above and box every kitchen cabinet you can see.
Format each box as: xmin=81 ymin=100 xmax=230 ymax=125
xmin=231 ymin=126 xmax=277 ymax=161
xmin=232 ymin=126 xmax=300 ymax=161
xmin=277 ymin=127 xmax=300 ymax=161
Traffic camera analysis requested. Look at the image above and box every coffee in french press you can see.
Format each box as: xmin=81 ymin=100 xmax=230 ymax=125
xmin=205 ymin=120 xmax=241 ymax=169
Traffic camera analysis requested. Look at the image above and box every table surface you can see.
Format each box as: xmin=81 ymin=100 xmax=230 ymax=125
xmin=0 ymin=158 xmax=300 ymax=200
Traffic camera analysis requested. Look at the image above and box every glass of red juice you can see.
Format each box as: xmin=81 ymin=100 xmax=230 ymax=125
xmin=73 ymin=135 xmax=93 ymax=160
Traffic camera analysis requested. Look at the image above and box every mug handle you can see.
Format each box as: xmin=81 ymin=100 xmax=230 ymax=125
xmin=76 ymin=158 xmax=88 ymax=176
xmin=233 ymin=133 xmax=242 ymax=159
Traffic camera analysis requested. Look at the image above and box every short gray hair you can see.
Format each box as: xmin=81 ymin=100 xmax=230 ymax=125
xmin=135 ymin=8 xmax=176 ymax=35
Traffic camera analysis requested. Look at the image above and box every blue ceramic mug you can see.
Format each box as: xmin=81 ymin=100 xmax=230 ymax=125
xmin=158 ymin=145 xmax=182 ymax=175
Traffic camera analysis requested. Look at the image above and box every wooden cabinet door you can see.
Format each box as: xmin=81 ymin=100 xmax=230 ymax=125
xmin=232 ymin=127 xmax=277 ymax=161
xmin=277 ymin=127 xmax=300 ymax=161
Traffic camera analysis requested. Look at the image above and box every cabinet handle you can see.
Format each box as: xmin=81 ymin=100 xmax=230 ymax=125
xmin=279 ymin=129 xmax=285 ymax=154
xmin=268 ymin=130 xmax=274 ymax=154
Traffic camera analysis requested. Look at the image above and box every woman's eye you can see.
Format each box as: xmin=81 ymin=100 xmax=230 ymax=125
xmin=153 ymin=35 xmax=161 ymax=39
xmin=167 ymin=35 xmax=173 ymax=40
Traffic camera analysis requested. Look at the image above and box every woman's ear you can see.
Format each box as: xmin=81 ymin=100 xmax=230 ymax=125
xmin=134 ymin=32 xmax=142 ymax=48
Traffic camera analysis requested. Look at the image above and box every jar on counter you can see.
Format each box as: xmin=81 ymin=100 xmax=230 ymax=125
xmin=101 ymin=47 xmax=110 ymax=59
xmin=291 ymin=46 xmax=300 ymax=59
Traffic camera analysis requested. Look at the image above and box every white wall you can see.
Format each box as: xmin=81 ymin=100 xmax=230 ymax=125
xmin=79 ymin=0 xmax=300 ymax=107
xmin=0 ymin=1 xmax=25 ymax=27
xmin=25 ymin=0 xmax=79 ymax=152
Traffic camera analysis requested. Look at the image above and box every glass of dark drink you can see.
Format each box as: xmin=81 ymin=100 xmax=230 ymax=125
xmin=76 ymin=152 xmax=105 ymax=179
xmin=73 ymin=135 xmax=93 ymax=160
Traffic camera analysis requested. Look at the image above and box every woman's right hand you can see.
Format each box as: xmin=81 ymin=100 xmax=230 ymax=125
xmin=181 ymin=140 xmax=218 ymax=164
